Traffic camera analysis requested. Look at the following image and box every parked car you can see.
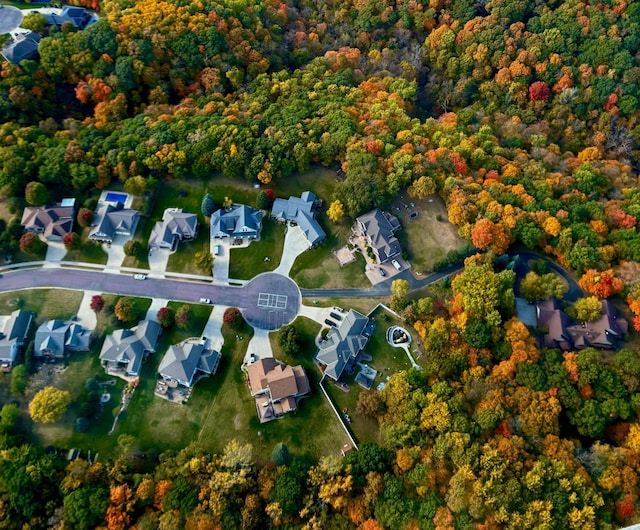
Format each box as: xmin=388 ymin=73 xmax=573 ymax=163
xmin=324 ymin=319 xmax=337 ymax=327
xmin=329 ymin=311 xmax=342 ymax=321
xmin=213 ymin=245 xmax=221 ymax=256
xmin=199 ymin=298 xmax=211 ymax=304
xmin=379 ymin=267 xmax=386 ymax=276
xmin=133 ymin=274 xmax=146 ymax=280
xmin=391 ymin=259 xmax=402 ymax=271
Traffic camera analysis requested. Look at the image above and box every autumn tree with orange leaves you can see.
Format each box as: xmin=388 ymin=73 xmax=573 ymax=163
xmin=578 ymin=269 xmax=624 ymax=299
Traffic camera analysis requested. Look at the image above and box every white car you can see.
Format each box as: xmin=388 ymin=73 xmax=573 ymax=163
xmin=199 ymin=298 xmax=211 ymax=304
xmin=133 ymin=274 xmax=146 ymax=280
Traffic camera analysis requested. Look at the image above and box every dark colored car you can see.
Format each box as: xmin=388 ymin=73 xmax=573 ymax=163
xmin=324 ymin=319 xmax=337 ymax=327
xmin=329 ymin=312 xmax=342 ymax=321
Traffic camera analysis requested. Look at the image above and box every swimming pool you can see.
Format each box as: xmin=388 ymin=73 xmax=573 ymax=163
xmin=105 ymin=192 xmax=128 ymax=204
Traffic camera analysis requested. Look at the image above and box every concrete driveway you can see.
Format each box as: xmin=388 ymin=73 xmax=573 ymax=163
xmin=103 ymin=234 xmax=133 ymax=270
xmin=144 ymin=297 xmax=169 ymax=322
xmin=45 ymin=240 xmax=67 ymax=264
xmin=273 ymin=225 xmax=309 ymax=277
xmin=148 ymin=248 xmax=170 ymax=278
xmin=212 ymin=239 xmax=230 ymax=283
xmin=75 ymin=290 xmax=101 ymax=331
xmin=246 ymin=328 xmax=273 ymax=362
xmin=297 ymin=303 xmax=334 ymax=325
xmin=202 ymin=304 xmax=226 ymax=352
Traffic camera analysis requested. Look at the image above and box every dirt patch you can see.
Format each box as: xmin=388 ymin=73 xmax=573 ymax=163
xmin=334 ymin=246 xmax=356 ymax=266
xmin=234 ymin=414 xmax=243 ymax=430
xmin=27 ymin=365 xmax=68 ymax=399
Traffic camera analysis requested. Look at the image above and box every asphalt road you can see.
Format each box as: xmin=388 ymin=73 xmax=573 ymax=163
xmin=2 ymin=269 xmax=301 ymax=330
xmin=1 ymin=251 xmax=581 ymax=315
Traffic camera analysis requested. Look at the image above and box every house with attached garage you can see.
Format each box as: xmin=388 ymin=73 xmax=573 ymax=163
xmin=99 ymin=320 xmax=161 ymax=379
xmin=34 ymin=320 xmax=91 ymax=361
xmin=245 ymin=357 xmax=310 ymax=423
xmin=271 ymin=191 xmax=326 ymax=248
xmin=89 ymin=203 xmax=140 ymax=243
xmin=354 ymin=209 xmax=402 ymax=264
xmin=0 ymin=310 xmax=33 ymax=370
xmin=315 ymin=309 xmax=371 ymax=381
xmin=211 ymin=204 xmax=262 ymax=240
xmin=156 ymin=338 xmax=220 ymax=395
xmin=21 ymin=199 xmax=76 ymax=241
xmin=0 ymin=31 xmax=41 ymax=65
xmin=148 ymin=208 xmax=198 ymax=250
xmin=536 ymin=298 xmax=628 ymax=351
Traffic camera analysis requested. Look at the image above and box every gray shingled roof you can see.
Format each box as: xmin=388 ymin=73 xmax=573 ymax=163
xmin=158 ymin=340 xmax=220 ymax=387
xmin=315 ymin=309 xmax=369 ymax=380
xmin=0 ymin=31 xmax=40 ymax=64
xmin=356 ymin=209 xmax=401 ymax=263
xmin=149 ymin=208 xmax=198 ymax=249
xmin=211 ymin=204 xmax=262 ymax=238
xmin=99 ymin=320 xmax=161 ymax=375
xmin=0 ymin=310 xmax=32 ymax=363
xmin=35 ymin=320 xmax=91 ymax=359
xmin=271 ymin=192 xmax=325 ymax=246
xmin=90 ymin=203 xmax=139 ymax=242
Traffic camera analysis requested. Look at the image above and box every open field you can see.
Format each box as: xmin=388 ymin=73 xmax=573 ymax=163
xmin=391 ymin=193 xmax=465 ymax=273
xmin=229 ymin=218 xmax=285 ymax=279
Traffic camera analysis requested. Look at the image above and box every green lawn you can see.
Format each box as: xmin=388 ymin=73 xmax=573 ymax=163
xmin=390 ymin=193 xmax=465 ymax=273
xmin=301 ymin=297 xmax=378 ymax=317
xmin=166 ymin=225 xmax=211 ymax=275
xmin=121 ymin=218 xmax=151 ymax=270
xmin=269 ymin=166 xmax=339 ymax=201
xmin=0 ymin=289 xmax=83 ymax=323
xmin=290 ymin=215 xmax=370 ymax=289
xmin=323 ymin=307 xmax=415 ymax=445
xmin=229 ymin=218 xmax=285 ymax=280
xmin=94 ymin=294 xmax=153 ymax=335
xmin=64 ymin=228 xmax=108 ymax=264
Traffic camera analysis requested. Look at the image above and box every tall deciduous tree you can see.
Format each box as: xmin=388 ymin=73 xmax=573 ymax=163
xmin=327 ymin=200 xmax=345 ymax=223
xmin=29 ymin=386 xmax=72 ymax=423
xmin=25 ymin=181 xmax=49 ymax=206
xmin=519 ymin=271 xmax=565 ymax=302
xmin=114 ymin=297 xmax=139 ymax=323
xmin=90 ymin=294 xmax=104 ymax=314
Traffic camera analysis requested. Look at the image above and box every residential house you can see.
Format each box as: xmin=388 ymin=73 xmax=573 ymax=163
xmin=148 ymin=208 xmax=198 ymax=250
xmin=21 ymin=199 xmax=76 ymax=241
xmin=211 ymin=204 xmax=262 ymax=239
xmin=536 ymin=298 xmax=628 ymax=350
xmin=44 ymin=6 xmax=97 ymax=29
xmin=0 ymin=310 xmax=33 ymax=369
xmin=89 ymin=203 xmax=139 ymax=243
xmin=158 ymin=338 xmax=220 ymax=389
xmin=355 ymin=209 xmax=401 ymax=263
xmin=536 ymin=298 xmax=572 ymax=350
xmin=0 ymin=31 xmax=41 ymax=64
xmin=271 ymin=191 xmax=325 ymax=247
xmin=315 ymin=309 xmax=370 ymax=381
xmin=99 ymin=320 xmax=161 ymax=377
xmin=566 ymin=300 xmax=628 ymax=349
xmin=34 ymin=320 xmax=91 ymax=360
xmin=246 ymin=358 xmax=310 ymax=423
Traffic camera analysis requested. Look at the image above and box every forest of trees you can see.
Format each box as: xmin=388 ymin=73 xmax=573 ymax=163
xmin=3 ymin=0 xmax=640 ymax=527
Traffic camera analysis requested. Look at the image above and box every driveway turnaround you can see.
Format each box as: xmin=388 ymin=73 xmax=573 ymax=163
xmin=2 ymin=268 xmax=299 ymax=331
xmin=0 ymin=6 xmax=23 ymax=34
xmin=273 ymin=225 xmax=309 ymax=277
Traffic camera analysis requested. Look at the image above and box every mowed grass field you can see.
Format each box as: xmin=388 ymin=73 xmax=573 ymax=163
xmin=390 ymin=193 xmax=465 ymax=273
